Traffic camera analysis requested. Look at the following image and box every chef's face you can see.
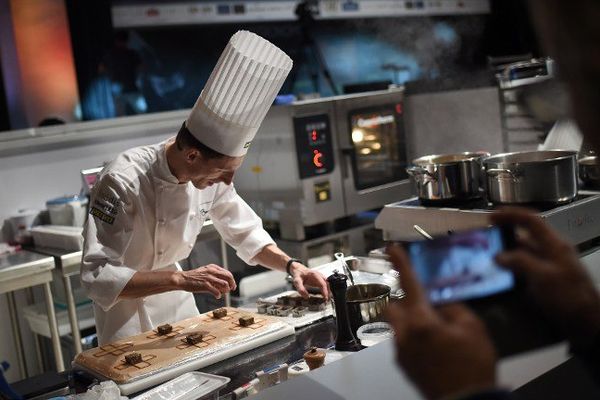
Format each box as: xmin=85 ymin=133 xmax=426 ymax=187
xmin=185 ymin=151 xmax=244 ymax=189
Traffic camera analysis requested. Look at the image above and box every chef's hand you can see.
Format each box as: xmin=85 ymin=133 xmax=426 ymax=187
xmin=385 ymin=244 xmax=497 ymax=400
xmin=289 ymin=262 xmax=330 ymax=301
xmin=175 ymin=264 xmax=237 ymax=299
xmin=492 ymin=208 xmax=600 ymax=350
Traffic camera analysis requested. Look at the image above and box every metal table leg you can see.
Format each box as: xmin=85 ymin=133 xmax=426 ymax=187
xmin=42 ymin=283 xmax=65 ymax=372
xmin=7 ymin=292 xmax=27 ymax=378
xmin=34 ymin=333 xmax=44 ymax=374
xmin=220 ymin=239 xmax=231 ymax=307
xmin=62 ymin=275 xmax=82 ymax=354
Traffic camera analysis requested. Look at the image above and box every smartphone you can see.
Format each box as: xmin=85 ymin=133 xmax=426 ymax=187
xmin=406 ymin=225 xmax=516 ymax=305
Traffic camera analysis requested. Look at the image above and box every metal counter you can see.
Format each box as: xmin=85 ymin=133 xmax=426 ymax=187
xmin=26 ymin=246 xmax=85 ymax=355
xmin=0 ymin=250 xmax=64 ymax=376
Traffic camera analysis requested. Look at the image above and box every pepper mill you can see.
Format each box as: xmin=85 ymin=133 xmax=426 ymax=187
xmin=327 ymin=271 xmax=363 ymax=351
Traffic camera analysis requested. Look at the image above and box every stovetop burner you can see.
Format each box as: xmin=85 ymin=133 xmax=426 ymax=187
xmin=417 ymin=197 xmax=490 ymax=210
xmin=376 ymin=191 xmax=600 ymax=246
xmin=415 ymin=195 xmax=593 ymax=213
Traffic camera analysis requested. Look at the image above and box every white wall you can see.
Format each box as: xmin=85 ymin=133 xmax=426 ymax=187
xmin=0 ymin=129 xmax=173 ymax=382
xmin=0 ymin=132 xmax=173 ymax=230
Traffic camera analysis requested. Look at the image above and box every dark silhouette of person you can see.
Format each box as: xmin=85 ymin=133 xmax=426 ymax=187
xmin=99 ymin=31 xmax=147 ymax=116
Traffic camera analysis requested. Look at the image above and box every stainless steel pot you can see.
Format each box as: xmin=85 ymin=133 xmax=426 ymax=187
xmin=484 ymin=150 xmax=578 ymax=205
xmin=579 ymin=156 xmax=600 ymax=189
xmin=406 ymin=152 xmax=490 ymax=202
xmin=346 ymin=283 xmax=390 ymax=336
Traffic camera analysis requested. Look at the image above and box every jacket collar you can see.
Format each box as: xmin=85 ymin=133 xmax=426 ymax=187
xmin=154 ymin=138 xmax=181 ymax=185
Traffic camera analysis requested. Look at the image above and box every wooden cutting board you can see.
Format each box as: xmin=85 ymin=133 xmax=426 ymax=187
xmin=74 ymin=307 xmax=293 ymax=386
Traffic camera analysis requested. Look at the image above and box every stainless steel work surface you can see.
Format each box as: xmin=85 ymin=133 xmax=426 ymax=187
xmin=252 ymin=340 xmax=421 ymax=400
xmin=251 ymin=339 xmax=570 ymax=400
xmin=27 ymin=246 xmax=82 ymax=276
xmin=0 ymin=251 xmax=54 ymax=281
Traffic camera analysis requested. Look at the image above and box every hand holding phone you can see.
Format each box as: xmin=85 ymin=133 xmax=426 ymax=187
xmin=406 ymin=225 xmax=516 ymax=305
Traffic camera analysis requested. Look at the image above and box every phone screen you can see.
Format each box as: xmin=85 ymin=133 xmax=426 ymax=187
xmin=407 ymin=226 xmax=514 ymax=304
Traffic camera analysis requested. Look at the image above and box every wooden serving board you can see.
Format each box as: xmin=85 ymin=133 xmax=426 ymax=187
xmin=73 ymin=307 xmax=294 ymax=393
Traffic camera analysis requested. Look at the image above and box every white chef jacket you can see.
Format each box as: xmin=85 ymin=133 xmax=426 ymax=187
xmin=82 ymin=138 xmax=275 ymax=344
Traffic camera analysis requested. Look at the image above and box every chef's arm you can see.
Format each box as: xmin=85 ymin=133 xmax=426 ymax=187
xmin=252 ymin=244 xmax=330 ymax=300
xmin=118 ymin=270 xmax=180 ymax=299
xmin=119 ymin=265 xmax=237 ymax=300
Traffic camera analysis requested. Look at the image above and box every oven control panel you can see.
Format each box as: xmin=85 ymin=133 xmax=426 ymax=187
xmin=294 ymin=114 xmax=335 ymax=179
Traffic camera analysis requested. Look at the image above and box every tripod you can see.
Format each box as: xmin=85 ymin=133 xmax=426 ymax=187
xmin=288 ymin=1 xmax=339 ymax=96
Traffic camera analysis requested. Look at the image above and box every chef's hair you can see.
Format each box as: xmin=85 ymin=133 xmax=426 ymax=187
xmin=175 ymin=122 xmax=227 ymax=159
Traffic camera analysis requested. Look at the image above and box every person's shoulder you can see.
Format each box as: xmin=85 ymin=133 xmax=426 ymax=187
xmin=101 ymin=143 xmax=160 ymax=189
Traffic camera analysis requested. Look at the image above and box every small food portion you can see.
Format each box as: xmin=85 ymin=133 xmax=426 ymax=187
xmin=124 ymin=352 xmax=143 ymax=365
xmin=292 ymin=306 xmax=307 ymax=318
xmin=277 ymin=306 xmax=293 ymax=317
xmin=239 ymin=315 xmax=255 ymax=327
xmin=257 ymin=303 xmax=268 ymax=314
xmin=157 ymin=324 xmax=173 ymax=336
xmin=303 ymin=347 xmax=326 ymax=370
xmin=185 ymin=331 xmax=206 ymax=345
xmin=308 ymin=295 xmax=326 ymax=311
xmin=213 ymin=308 xmax=228 ymax=319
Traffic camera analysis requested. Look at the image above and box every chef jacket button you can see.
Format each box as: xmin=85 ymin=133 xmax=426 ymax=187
xmin=188 ymin=243 xmax=194 ymax=249
xmin=158 ymin=250 xmax=164 ymax=256
xmin=158 ymin=218 xmax=166 ymax=225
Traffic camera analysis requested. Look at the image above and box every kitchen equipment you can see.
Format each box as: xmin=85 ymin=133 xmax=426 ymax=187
xmin=7 ymin=209 xmax=38 ymax=244
xmin=483 ymin=150 xmax=578 ymax=205
xmin=413 ymin=224 xmax=433 ymax=240
xmin=495 ymin=57 xmax=556 ymax=152
xmin=312 ymin=255 xmax=402 ymax=297
xmin=30 ymin=225 xmax=83 ymax=251
xmin=579 ymin=156 xmax=600 ymax=189
xmin=356 ymin=322 xmax=394 ymax=347
xmin=131 ymin=372 xmax=230 ymax=400
xmin=46 ymin=195 xmax=88 ymax=227
xmin=334 ymin=252 xmax=355 ymax=286
xmin=407 ymin=152 xmax=490 ymax=203
xmin=234 ymin=88 xmax=412 ymax=241
xmin=376 ymin=191 xmax=600 ymax=246
xmin=346 ymin=283 xmax=391 ymax=336
xmin=327 ymin=272 xmax=363 ymax=352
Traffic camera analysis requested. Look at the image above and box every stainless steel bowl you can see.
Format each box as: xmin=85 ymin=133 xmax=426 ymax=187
xmin=484 ymin=150 xmax=578 ymax=205
xmin=346 ymin=283 xmax=390 ymax=336
xmin=406 ymin=152 xmax=490 ymax=202
xmin=579 ymin=156 xmax=600 ymax=189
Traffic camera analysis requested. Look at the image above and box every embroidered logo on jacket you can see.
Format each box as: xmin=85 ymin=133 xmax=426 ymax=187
xmin=90 ymin=186 xmax=123 ymax=225
xmin=90 ymin=207 xmax=115 ymax=225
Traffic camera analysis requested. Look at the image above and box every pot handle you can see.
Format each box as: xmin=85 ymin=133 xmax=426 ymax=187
xmin=486 ymin=168 xmax=520 ymax=182
xmin=406 ymin=166 xmax=437 ymax=183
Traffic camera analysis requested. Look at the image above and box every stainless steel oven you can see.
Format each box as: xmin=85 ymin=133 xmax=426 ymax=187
xmin=335 ymin=91 xmax=410 ymax=215
xmin=234 ymin=88 xmax=412 ymax=241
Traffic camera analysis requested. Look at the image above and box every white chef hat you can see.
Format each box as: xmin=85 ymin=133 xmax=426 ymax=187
xmin=186 ymin=30 xmax=293 ymax=157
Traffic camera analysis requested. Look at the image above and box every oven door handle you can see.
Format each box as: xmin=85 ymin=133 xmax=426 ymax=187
xmin=339 ymin=147 xmax=354 ymax=180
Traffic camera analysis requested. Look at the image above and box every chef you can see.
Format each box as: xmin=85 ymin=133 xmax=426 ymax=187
xmin=82 ymin=31 xmax=329 ymax=345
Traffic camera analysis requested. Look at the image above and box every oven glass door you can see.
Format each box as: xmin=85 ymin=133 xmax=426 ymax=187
xmin=348 ymin=104 xmax=408 ymax=190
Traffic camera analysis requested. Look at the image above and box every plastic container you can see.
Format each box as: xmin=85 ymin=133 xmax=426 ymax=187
xmin=46 ymin=195 xmax=88 ymax=227
xmin=357 ymin=322 xmax=394 ymax=347
xmin=7 ymin=209 xmax=39 ymax=244
xmin=131 ymin=372 xmax=230 ymax=400
xmin=23 ymin=301 xmax=95 ymax=338
xmin=31 ymin=225 xmax=83 ymax=251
